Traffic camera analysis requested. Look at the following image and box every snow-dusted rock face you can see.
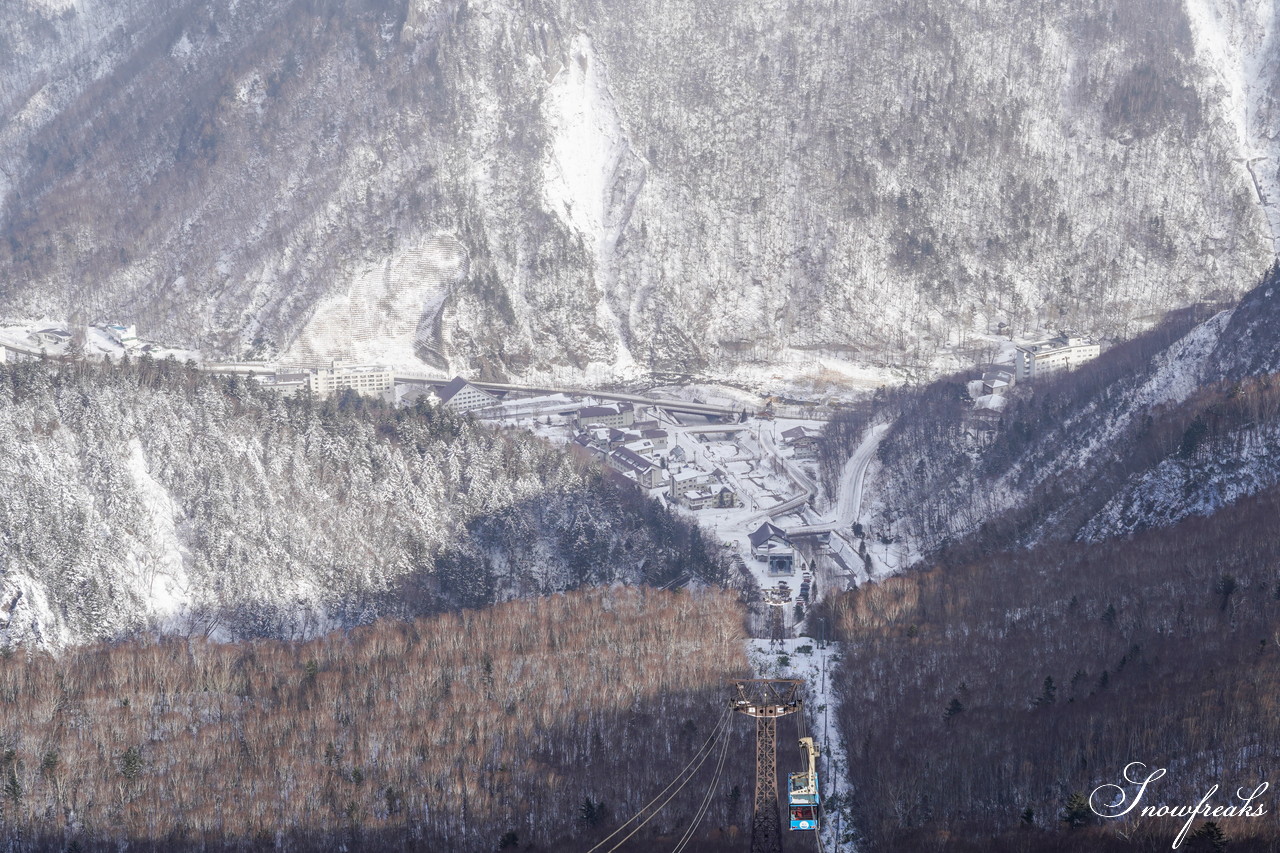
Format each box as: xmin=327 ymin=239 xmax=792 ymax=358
xmin=0 ymin=0 xmax=1276 ymax=381
xmin=1185 ymin=0 xmax=1280 ymax=250
xmin=288 ymin=232 xmax=470 ymax=368
xmin=1078 ymin=423 xmax=1280 ymax=540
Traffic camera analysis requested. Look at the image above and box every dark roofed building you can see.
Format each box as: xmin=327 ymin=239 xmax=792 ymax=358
xmin=981 ymin=368 xmax=1015 ymax=397
xmin=749 ymin=521 xmax=794 ymax=575
xmin=640 ymin=428 xmax=669 ymax=450
xmin=605 ymin=446 xmax=666 ymax=489
xmin=573 ymin=402 xmax=635 ymax=428
xmin=437 ymin=376 xmax=499 ymax=413
xmin=31 ymin=328 xmax=71 ymax=347
xmin=780 ymin=425 xmax=823 ymax=459
xmin=780 ymin=426 xmax=822 ymax=442
xmin=569 ymin=432 xmax=606 ymax=465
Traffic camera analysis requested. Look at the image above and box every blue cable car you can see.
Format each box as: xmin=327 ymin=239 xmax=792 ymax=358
xmin=788 ymin=736 xmax=820 ymax=831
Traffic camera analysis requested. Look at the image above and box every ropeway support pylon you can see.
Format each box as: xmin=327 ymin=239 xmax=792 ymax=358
xmin=730 ymin=679 xmax=802 ymax=853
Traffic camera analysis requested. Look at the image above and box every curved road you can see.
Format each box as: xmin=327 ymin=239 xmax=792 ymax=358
xmin=786 ymin=423 xmax=888 ymax=536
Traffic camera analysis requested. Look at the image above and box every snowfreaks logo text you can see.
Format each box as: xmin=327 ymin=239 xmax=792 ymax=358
xmin=1089 ymin=762 xmax=1270 ymax=849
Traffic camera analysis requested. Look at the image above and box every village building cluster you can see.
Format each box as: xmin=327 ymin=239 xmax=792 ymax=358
xmin=245 ymin=373 xmax=820 ymax=549
xmin=0 ymin=323 xmax=849 ymax=624
xmin=561 ymin=401 xmax=746 ymax=508
xmin=972 ymin=331 xmax=1101 ymax=408
xmin=0 ymin=322 xmax=153 ymax=363
xmin=257 ymin=363 xmax=397 ymax=399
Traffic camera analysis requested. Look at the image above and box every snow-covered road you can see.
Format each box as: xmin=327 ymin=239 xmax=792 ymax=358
xmin=787 ymin=422 xmax=889 ymax=536
xmin=835 ymin=422 xmax=889 ymax=527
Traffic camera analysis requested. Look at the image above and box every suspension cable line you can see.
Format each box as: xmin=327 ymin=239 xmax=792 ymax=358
xmin=584 ymin=707 xmax=731 ymax=853
xmin=670 ymin=709 xmax=734 ymax=853
xmin=595 ymin=716 xmax=731 ymax=853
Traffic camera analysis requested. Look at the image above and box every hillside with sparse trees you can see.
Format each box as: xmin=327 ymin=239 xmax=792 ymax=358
xmin=819 ymin=480 xmax=1280 ymax=852
xmin=811 ymin=270 xmax=1280 ymax=852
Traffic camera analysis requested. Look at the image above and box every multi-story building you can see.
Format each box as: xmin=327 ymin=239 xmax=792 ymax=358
xmin=605 ymin=446 xmax=667 ymax=489
xmin=258 ymin=372 xmax=311 ymax=397
xmin=574 ymin=402 xmax=635 ymax=428
xmin=103 ymin=324 xmax=139 ymax=349
xmin=680 ymin=485 xmax=739 ymax=511
xmin=1013 ymin=334 xmax=1100 ymax=382
xmin=622 ymin=438 xmax=657 ymax=458
xmin=669 ymin=467 xmax=713 ymax=496
xmin=640 ymin=428 xmax=669 ymax=449
xmin=308 ymin=364 xmax=395 ymax=398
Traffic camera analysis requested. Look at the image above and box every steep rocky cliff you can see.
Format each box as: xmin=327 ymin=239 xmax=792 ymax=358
xmin=1 ymin=0 xmax=1276 ymax=381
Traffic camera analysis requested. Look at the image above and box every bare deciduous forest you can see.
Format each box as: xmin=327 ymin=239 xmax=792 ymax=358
xmin=0 ymin=588 xmax=754 ymax=852
xmin=818 ymin=484 xmax=1280 ymax=852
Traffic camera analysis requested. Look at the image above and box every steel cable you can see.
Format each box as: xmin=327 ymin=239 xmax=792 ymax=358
xmin=669 ymin=711 xmax=734 ymax=853
xmin=583 ymin=707 xmax=731 ymax=853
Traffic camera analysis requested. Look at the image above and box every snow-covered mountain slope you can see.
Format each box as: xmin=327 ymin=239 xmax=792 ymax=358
xmin=861 ymin=266 xmax=1280 ymax=553
xmin=0 ymin=361 xmax=723 ymax=649
xmin=287 ymin=232 xmax=470 ymax=369
xmin=1079 ymin=416 xmax=1280 ymax=539
xmin=0 ymin=0 xmax=1276 ymax=381
xmin=1185 ymin=0 xmax=1280 ymax=250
